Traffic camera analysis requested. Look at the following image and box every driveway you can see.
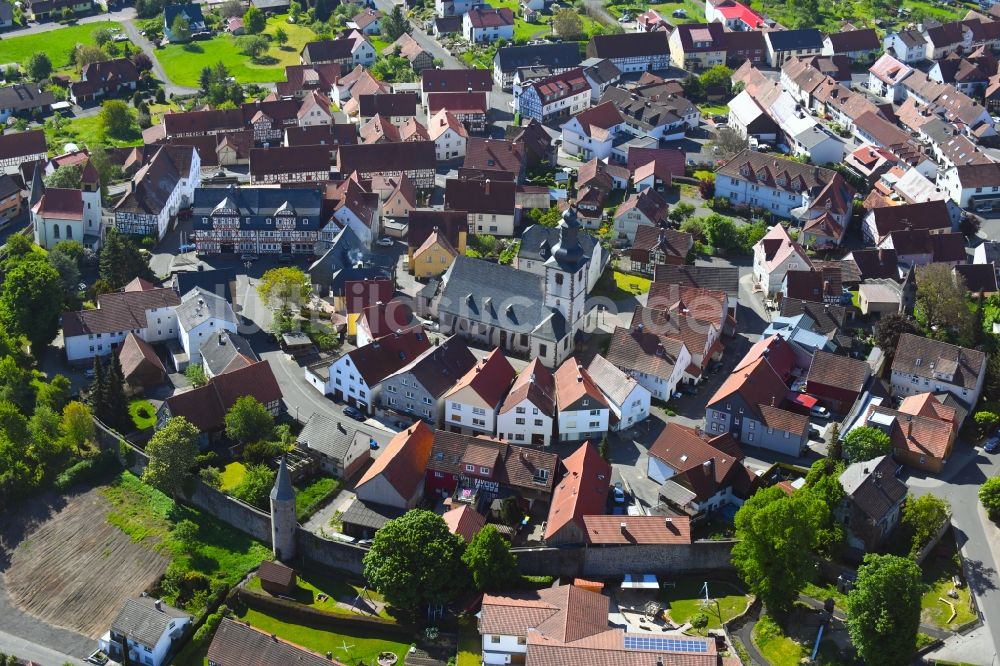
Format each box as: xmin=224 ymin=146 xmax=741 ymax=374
xmin=6 ymin=6 xmax=136 ymax=36
xmin=120 ymin=18 xmax=199 ymax=96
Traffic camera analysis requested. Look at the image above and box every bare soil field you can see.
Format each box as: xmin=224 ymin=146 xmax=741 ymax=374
xmin=3 ymin=489 xmax=169 ymax=639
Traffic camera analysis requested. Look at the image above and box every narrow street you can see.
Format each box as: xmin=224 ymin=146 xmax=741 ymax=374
xmin=0 ymin=628 xmax=86 ymax=666
xmin=119 ymin=19 xmax=199 ymax=96
xmin=369 ymin=0 xmax=466 ymax=70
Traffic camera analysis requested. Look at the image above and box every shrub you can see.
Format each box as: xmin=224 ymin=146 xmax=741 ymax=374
xmin=691 ymin=612 xmax=709 ymax=629
xmin=54 ymin=450 xmax=120 ymax=490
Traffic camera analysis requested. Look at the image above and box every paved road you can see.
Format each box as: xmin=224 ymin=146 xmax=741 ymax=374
xmin=120 ymin=19 xmax=198 ymax=96
xmin=369 ymin=0 xmax=464 ymax=70
xmin=2 ymin=6 xmax=136 ymax=37
xmin=0 ymin=628 xmax=87 ymax=666
xmin=909 ymin=446 xmax=1000 ymax=665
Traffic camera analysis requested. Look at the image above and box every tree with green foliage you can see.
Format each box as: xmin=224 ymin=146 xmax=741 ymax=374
xmin=698 ymin=64 xmax=732 ymax=91
xmin=371 ymin=54 xmax=418 ymax=83
xmin=243 ymin=6 xmax=266 ymax=34
xmin=273 ymin=26 xmax=288 ymax=46
xmin=668 ymin=202 xmax=695 ymax=225
xmin=224 ymin=395 xmax=274 ymax=444
xmin=98 ymin=100 xmax=135 ymax=140
xmin=681 ymin=74 xmax=704 ymax=102
xmin=381 ymin=4 xmax=409 ymax=40
xmin=48 ymin=246 xmax=81 ymax=299
xmin=0 ymin=257 xmax=63 ymax=351
xmin=92 ymin=27 xmax=114 ymax=46
xmin=99 ymin=228 xmax=152 ymax=289
xmin=60 ymin=401 xmax=95 ymax=454
xmin=703 ymin=213 xmax=739 ymax=252
xmin=75 ymin=44 xmax=109 ymax=70
xmin=237 ymin=35 xmax=270 ymax=59
xmin=171 ymin=518 xmax=199 ymax=553
xmin=36 ymin=375 xmax=71 ymax=414
xmin=44 ymin=165 xmax=83 ymax=190
xmin=0 ymin=356 xmax=33 ymax=414
xmin=231 ymin=463 xmax=275 ymax=508
xmin=171 ymin=13 xmax=191 ymax=42
xmin=552 ymin=8 xmax=584 ymax=39
xmin=363 ymin=509 xmax=468 ymax=610
xmin=975 ymin=411 xmax=1000 ymax=439
xmin=257 ymin=266 xmax=309 ymax=313
xmin=902 ymin=494 xmax=949 ymax=557
xmin=26 ymin=52 xmax=52 ymax=81
xmin=981 ymin=477 xmax=1000 ymax=520
xmin=0 ymin=401 xmax=28 ymax=443
xmin=463 ymin=524 xmax=518 ymax=592
xmin=847 ymin=554 xmax=922 ymax=666
xmin=732 ymin=486 xmax=826 ymax=616
xmin=842 ymin=426 xmax=891 ymax=463
xmin=873 ymin=313 xmax=919 ymax=360
xmin=143 ymin=416 xmax=199 ymax=497
xmin=184 ymin=363 xmax=207 ymax=387
xmin=802 ymin=458 xmax=846 ymax=557
xmin=915 ymin=263 xmax=974 ymax=346
xmin=94 ymin=353 xmax=130 ymax=433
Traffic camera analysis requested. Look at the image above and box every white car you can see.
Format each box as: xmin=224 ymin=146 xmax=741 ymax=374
xmin=376 ymin=237 xmax=394 ymax=247
xmin=810 ymin=405 xmax=830 ymax=419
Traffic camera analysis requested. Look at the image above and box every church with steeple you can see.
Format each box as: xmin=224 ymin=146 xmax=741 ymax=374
xmin=434 ymin=207 xmax=607 ymax=368
xmin=31 ymin=159 xmax=103 ymax=251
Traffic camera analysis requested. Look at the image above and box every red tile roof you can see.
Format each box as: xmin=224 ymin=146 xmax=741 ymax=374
xmin=163 ymin=361 xmax=281 ymax=432
xmin=442 ymin=504 xmax=486 ymax=542
xmin=355 ymin=421 xmax=435 ymax=501
xmin=445 ymin=347 xmax=516 ymax=408
xmin=581 ymin=514 xmax=691 ymax=545
xmin=544 ymin=441 xmax=611 ymax=541
xmin=554 ymin=358 xmax=608 ymax=411
xmin=499 ymin=358 xmax=556 ymax=416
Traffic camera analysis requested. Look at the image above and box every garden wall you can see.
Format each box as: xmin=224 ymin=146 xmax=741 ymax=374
xmin=513 ymin=541 xmax=736 ymax=578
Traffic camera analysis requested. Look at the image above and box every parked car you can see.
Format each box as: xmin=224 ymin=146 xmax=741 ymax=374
xmin=343 ymin=405 xmax=366 ymax=421
xmin=672 ymin=8 xmax=686 ymax=16
xmin=986 ymin=436 xmax=1000 ymax=453
xmin=376 ymin=236 xmax=394 ymax=247
xmin=808 ymin=425 xmax=823 ymax=441
xmin=240 ymin=253 xmax=258 ymax=262
xmin=613 ymin=482 xmax=626 ymax=504
xmin=810 ymin=405 xmax=830 ymax=419
xmin=179 ymin=243 xmax=196 ymax=253
xmin=278 ymin=253 xmax=293 ymax=263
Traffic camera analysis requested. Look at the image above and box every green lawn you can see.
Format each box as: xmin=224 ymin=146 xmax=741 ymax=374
xmin=247 ymin=566 xmax=394 ymax=620
xmin=752 ymin=613 xmax=853 ymax=666
xmin=370 ymin=35 xmax=393 ymax=53
xmin=699 ymin=104 xmax=729 ymax=117
xmin=100 ymin=472 xmax=271 ymax=617
xmin=295 ymin=476 xmax=341 ymax=521
xmin=456 ymin=619 xmax=482 ymax=666
xmin=158 ymin=14 xmax=316 ymax=86
xmin=591 ymin=269 xmax=651 ymax=300
xmin=0 ymin=21 xmax=127 ymax=71
xmin=220 ymin=462 xmax=247 ymax=493
xmin=44 ymin=112 xmax=143 ymax=151
xmin=662 ymin=580 xmax=748 ymax=630
xmin=921 ymin=555 xmax=976 ymax=631
xmin=235 ymin=607 xmax=411 ymax=664
xmin=128 ymin=399 xmax=157 ymax=430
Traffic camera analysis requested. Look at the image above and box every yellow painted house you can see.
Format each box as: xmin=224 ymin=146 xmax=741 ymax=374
xmin=413 ymin=229 xmax=459 ymax=279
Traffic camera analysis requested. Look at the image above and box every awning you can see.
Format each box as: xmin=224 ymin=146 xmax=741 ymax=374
xmin=659 ymin=480 xmax=697 ymax=508
xmin=622 ymin=574 xmax=659 ymax=590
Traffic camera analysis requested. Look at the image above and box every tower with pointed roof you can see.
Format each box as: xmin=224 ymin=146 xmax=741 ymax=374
xmin=542 ymin=207 xmax=588 ymax=329
xmin=80 ymin=158 xmax=103 ymax=241
xmin=270 ymin=455 xmax=297 ymax=561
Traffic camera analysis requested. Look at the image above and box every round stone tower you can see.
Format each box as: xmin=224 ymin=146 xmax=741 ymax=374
xmin=270 ymin=455 xmax=297 ymax=561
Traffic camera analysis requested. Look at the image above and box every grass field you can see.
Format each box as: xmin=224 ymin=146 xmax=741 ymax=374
xmin=0 ymin=21 xmax=127 ymax=71
xmin=921 ymin=555 xmax=976 ymax=631
xmin=662 ymin=580 xmax=748 ymax=630
xmin=591 ymin=268 xmax=651 ymax=300
xmin=235 ymin=607 xmax=411 ymax=663
xmin=247 ymin=566 xmax=394 ymax=620
xmin=101 ymin=472 xmax=270 ymax=616
xmin=220 ymin=461 xmax=247 ymax=492
xmin=158 ymin=14 xmax=316 ymax=86
xmin=44 ymin=112 xmax=143 ymax=151
xmin=128 ymin=399 xmax=157 ymax=430
xmin=456 ymin=619 xmax=482 ymax=666
xmin=295 ymin=476 xmax=341 ymax=520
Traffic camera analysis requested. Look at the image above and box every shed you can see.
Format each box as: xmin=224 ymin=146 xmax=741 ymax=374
xmin=258 ymin=560 xmax=297 ymax=595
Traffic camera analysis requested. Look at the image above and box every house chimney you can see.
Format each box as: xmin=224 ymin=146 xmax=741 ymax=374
xmin=485 ymin=178 xmax=491 ymax=195
xmin=695 ymin=425 xmax=702 ymax=437
xmin=619 ymin=521 xmax=628 ymax=534
xmin=154 ymin=600 xmax=162 ymax=611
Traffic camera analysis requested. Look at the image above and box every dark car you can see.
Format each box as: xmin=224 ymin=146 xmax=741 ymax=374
xmin=343 ymin=406 xmax=366 ymax=421
xmin=986 ymin=436 xmax=1000 ymax=453
xmin=808 ymin=425 xmax=823 ymax=441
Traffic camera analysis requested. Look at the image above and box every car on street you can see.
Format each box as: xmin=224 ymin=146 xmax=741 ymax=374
xmin=810 ymin=405 xmax=830 ymax=419
xmin=344 ymin=405 xmax=366 ymax=421
xmin=613 ymin=482 xmax=626 ymax=504
xmin=179 ymin=243 xmax=196 ymax=253
xmin=376 ymin=237 xmax=394 ymax=247
xmin=808 ymin=425 xmax=823 ymax=441
xmin=240 ymin=253 xmax=259 ymax=262
xmin=986 ymin=436 xmax=1000 ymax=453
xmin=278 ymin=253 xmax=293 ymax=263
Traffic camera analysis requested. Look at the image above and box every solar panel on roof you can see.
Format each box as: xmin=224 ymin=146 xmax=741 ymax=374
xmin=623 ymin=636 xmax=709 ymax=653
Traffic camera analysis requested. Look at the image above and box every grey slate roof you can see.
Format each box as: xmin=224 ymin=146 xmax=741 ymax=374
xmin=176 ymin=287 xmax=238 ymax=331
xmin=519 ymin=221 xmax=600 ymax=268
xmin=766 ymin=28 xmax=823 ymax=51
xmin=440 ymin=256 xmax=567 ymax=342
xmin=111 ymin=597 xmax=189 ymax=649
xmin=297 ymin=412 xmax=389 ymax=462
xmin=192 ymin=185 xmax=322 ymax=232
xmin=494 ymin=43 xmax=582 ymax=73
xmin=307 ymin=226 xmax=395 ymax=293
xmin=580 ymin=57 xmax=621 ymax=86
xmin=199 ymin=330 xmax=258 ymax=376
xmin=271 ymin=455 xmax=294 ymax=501
xmin=839 ymin=455 xmax=907 ymax=522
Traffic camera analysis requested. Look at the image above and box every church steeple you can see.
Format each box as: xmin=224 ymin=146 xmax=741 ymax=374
xmin=28 ymin=162 xmax=43 ymax=207
xmin=270 ymin=455 xmax=297 ymax=561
